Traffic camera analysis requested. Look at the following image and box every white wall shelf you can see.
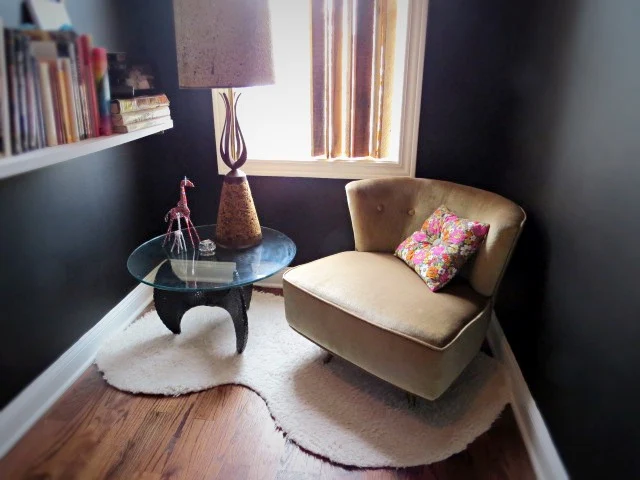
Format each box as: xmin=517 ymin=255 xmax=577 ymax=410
xmin=0 ymin=120 xmax=173 ymax=180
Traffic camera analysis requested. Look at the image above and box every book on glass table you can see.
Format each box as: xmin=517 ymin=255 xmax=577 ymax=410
xmin=169 ymin=259 xmax=237 ymax=284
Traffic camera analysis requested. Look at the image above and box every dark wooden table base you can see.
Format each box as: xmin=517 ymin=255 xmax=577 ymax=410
xmin=153 ymin=285 xmax=254 ymax=353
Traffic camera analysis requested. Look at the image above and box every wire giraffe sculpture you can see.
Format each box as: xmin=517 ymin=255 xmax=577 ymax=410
xmin=163 ymin=177 xmax=201 ymax=249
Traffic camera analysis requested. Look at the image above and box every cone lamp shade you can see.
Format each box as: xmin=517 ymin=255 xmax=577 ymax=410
xmin=172 ymin=0 xmax=275 ymax=249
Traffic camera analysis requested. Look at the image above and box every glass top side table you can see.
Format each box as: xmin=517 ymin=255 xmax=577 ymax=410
xmin=127 ymin=225 xmax=296 ymax=353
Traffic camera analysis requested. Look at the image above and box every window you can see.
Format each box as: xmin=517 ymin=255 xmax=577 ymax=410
xmin=211 ymin=0 xmax=428 ymax=179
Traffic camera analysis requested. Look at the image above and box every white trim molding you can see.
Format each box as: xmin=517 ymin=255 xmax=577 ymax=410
xmin=211 ymin=0 xmax=428 ymax=180
xmin=0 ymin=122 xmax=173 ymax=181
xmin=487 ymin=313 xmax=569 ymax=480
xmin=0 ymin=284 xmax=153 ymax=459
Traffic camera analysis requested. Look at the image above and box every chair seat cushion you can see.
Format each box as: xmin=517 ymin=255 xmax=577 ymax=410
xmin=284 ymin=251 xmax=489 ymax=350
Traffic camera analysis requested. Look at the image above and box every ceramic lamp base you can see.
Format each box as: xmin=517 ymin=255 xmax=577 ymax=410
xmin=215 ymin=169 xmax=262 ymax=249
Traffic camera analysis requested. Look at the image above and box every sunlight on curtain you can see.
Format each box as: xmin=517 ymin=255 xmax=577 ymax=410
xmin=233 ymin=0 xmax=408 ymax=163
xmin=388 ymin=0 xmax=408 ymax=163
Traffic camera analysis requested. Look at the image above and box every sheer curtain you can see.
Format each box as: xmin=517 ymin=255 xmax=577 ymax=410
xmin=232 ymin=0 xmax=406 ymax=163
xmin=234 ymin=0 xmax=312 ymax=161
xmin=311 ymin=0 xmax=399 ymax=160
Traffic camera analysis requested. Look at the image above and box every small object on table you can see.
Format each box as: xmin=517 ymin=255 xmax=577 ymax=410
xmin=163 ymin=176 xmax=201 ymax=249
xmin=128 ymin=225 xmax=296 ymax=354
xmin=198 ymin=239 xmax=216 ymax=256
xmin=170 ymin=214 xmax=188 ymax=254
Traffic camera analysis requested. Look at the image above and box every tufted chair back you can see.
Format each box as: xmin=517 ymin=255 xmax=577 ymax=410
xmin=345 ymin=178 xmax=526 ymax=297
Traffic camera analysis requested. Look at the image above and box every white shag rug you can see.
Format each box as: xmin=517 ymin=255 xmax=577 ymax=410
xmin=96 ymin=291 xmax=509 ymax=468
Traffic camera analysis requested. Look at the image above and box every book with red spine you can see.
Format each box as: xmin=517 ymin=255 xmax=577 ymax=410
xmin=74 ymin=36 xmax=92 ymax=137
xmin=92 ymin=47 xmax=111 ymax=136
xmin=79 ymin=34 xmax=100 ymax=137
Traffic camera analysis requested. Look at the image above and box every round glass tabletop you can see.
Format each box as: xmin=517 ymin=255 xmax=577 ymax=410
xmin=127 ymin=225 xmax=296 ymax=292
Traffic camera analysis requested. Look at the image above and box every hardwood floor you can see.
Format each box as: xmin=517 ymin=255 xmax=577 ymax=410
xmin=0 ymin=367 xmax=534 ymax=480
xmin=0 ymin=289 xmax=535 ymax=479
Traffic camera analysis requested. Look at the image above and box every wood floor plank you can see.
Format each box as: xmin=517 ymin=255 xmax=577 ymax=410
xmin=65 ymin=389 xmax=160 ymax=478
xmin=47 ymin=366 xmax=107 ymax=422
xmin=2 ymin=369 xmax=113 ymax=479
xmin=160 ymin=418 xmax=224 ymax=480
xmin=193 ymin=384 xmax=248 ymax=421
xmin=0 ymin=286 xmax=534 ymax=480
xmin=0 ymin=366 xmax=534 ymax=479
xmin=99 ymin=396 xmax=195 ymax=479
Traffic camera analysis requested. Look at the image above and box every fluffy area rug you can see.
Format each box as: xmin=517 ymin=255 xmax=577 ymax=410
xmin=96 ymin=291 xmax=510 ymax=468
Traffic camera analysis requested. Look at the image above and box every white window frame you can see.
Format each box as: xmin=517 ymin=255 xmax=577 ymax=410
xmin=211 ymin=0 xmax=428 ymax=180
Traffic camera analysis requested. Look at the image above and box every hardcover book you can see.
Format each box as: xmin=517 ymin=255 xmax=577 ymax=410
xmin=48 ymin=62 xmax=64 ymax=144
xmin=111 ymin=105 xmax=170 ymax=126
xmin=0 ymin=18 xmax=10 ymax=157
xmin=5 ymin=30 xmax=21 ymax=153
xmin=55 ymin=57 xmax=72 ymax=143
xmin=37 ymin=62 xmax=56 ymax=146
xmin=111 ymin=94 xmax=170 ymax=114
xmin=1 ymin=25 xmax=123 ymax=154
xmin=112 ymin=116 xmax=171 ymax=134
xmin=16 ymin=32 xmax=29 ymax=151
xmin=79 ymin=34 xmax=100 ymax=138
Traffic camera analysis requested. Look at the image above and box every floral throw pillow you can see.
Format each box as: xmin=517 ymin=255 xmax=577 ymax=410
xmin=395 ymin=206 xmax=490 ymax=291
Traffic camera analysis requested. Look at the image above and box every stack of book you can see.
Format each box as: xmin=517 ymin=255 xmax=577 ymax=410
xmin=0 ymin=18 xmax=171 ymax=159
xmin=110 ymin=94 xmax=172 ymax=134
xmin=0 ymin=21 xmax=109 ymax=157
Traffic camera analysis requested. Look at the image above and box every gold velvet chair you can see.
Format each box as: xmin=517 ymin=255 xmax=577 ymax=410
xmin=283 ymin=178 xmax=525 ymax=400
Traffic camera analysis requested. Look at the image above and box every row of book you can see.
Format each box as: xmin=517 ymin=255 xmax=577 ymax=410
xmin=111 ymin=94 xmax=172 ymax=134
xmin=0 ymin=21 xmax=110 ymax=157
xmin=0 ymin=20 xmax=173 ymax=159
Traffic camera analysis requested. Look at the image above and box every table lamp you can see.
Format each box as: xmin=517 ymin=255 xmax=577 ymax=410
xmin=172 ymin=0 xmax=274 ymax=249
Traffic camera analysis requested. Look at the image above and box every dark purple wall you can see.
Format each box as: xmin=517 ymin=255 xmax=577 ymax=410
xmin=131 ymin=2 xmax=640 ymax=477
xmin=3 ymin=0 xmax=637 ymax=477
xmin=0 ymin=0 xmax=165 ymax=408
xmin=492 ymin=0 xmax=640 ymax=477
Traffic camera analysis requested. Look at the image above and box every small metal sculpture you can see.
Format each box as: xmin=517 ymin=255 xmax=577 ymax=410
xmin=170 ymin=214 xmax=188 ymax=254
xmin=164 ymin=177 xmax=201 ymax=249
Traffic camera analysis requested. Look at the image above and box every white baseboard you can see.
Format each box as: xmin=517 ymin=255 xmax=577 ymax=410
xmin=0 ymin=283 xmax=153 ymax=459
xmin=487 ymin=313 xmax=569 ymax=480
